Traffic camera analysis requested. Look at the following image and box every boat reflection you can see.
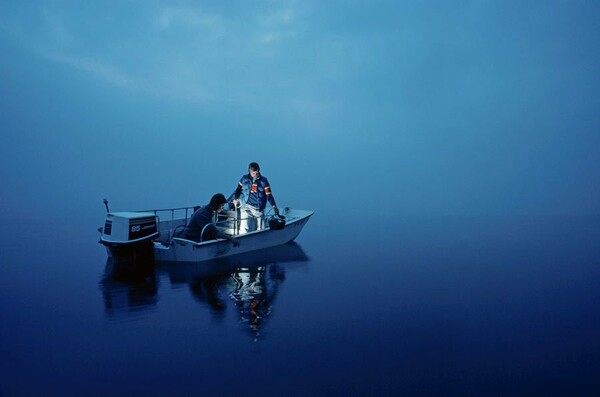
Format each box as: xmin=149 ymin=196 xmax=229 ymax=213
xmin=99 ymin=242 xmax=309 ymax=338
xmin=157 ymin=242 xmax=309 ymax=339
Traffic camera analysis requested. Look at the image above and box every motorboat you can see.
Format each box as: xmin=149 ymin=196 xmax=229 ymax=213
xmin=99 ymin=203 xmax=314 ymax=264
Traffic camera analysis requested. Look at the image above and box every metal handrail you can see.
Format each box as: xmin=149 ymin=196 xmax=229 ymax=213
xmin=136 ymin=205 xmax=199 ymax=242
xmin=136 ymin=205 xmax=199 ymax=213
xmin=132 ymin=204 xmax=281 ymax=243
xmin=199 ymin=215 xmax=256 ymax=242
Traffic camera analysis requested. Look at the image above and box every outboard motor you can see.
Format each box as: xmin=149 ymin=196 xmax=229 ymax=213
xmin=99 ymin=212 xmax=159 ymax=264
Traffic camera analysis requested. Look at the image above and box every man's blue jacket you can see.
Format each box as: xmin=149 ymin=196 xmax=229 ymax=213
xmin=234 ymin=173 xmax=277 ymax=212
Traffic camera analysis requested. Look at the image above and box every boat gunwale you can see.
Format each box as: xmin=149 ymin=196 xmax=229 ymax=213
xmin=160 ymin=209 xmax=314 ymax=249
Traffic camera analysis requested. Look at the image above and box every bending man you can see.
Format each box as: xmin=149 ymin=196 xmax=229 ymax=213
xmin=182 ymin=193 xmax=239 ymax=246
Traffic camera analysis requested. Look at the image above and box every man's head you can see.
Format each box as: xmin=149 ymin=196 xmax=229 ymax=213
xmin=209 ymin=193 xmax=227 ymax=211
xmin=248 ymin=162 xmax=260 ymax=179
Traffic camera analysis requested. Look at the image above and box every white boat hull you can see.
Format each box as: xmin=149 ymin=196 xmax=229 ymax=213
xmin=154 ymin=209 xmax=312 ymax=263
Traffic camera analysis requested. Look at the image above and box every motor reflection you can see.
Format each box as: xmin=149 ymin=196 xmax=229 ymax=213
xmin=99 ymin=257 xmax=159 ymax=317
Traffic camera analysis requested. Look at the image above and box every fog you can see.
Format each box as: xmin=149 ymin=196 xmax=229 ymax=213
xmin=1 ymin=1 xmax=599 ymax=220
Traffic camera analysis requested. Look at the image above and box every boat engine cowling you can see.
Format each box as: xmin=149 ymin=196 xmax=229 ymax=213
xmin=101 ymin=212 xmax=159 ymax=244
xmin=100 ymin=212 xmax=159 ymax=263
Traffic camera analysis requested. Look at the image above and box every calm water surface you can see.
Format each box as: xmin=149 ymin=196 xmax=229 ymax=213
xmin=1 ymin=213 xmax=599 ymax=396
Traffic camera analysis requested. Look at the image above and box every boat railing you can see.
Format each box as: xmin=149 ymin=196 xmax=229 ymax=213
xmin=168 ymin=216 xmax=250 ymax=246
xmin=136 ymin=205 xmax=199 ymax=242
xmin=198 ymin=204 xmax=285 ymax=242
xmin=137 ymin=205 xmax=199 ymax=217
xmin=134 ymin=204 xmax=284 ymax=243
xmin=199 ymin=213 xmax=257 ymax=242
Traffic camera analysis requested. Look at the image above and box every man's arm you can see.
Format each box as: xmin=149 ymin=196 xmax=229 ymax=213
xmin=234 ymin=176 xmax=244 ymax=199
xmin=263 ymin=178 xmax=278 ymax=214
xmin=232 ymin=176 xmax=245 ymax=207
xmin=216 ymin=229 xmax=240 ymax=247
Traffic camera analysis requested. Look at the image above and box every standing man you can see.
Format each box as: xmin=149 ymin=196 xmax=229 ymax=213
xmin=232 ymin=162 xmax=279 ymax=232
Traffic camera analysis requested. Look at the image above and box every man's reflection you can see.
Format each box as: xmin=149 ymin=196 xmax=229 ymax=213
xmin=189 ymin=273 xmax=228 ymax=320
xmin=163 ymin=242 xmax=309 ymax=339
xmin=229 ymin=264 xmax=285 ymax=338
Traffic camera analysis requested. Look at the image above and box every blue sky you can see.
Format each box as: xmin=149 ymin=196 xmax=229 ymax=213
xmin=1 ymin=1 xmax=599 ymax=219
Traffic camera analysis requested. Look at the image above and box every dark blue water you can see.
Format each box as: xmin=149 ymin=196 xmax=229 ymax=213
xmin=1 ymin=212 xmax=599 ymax=396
